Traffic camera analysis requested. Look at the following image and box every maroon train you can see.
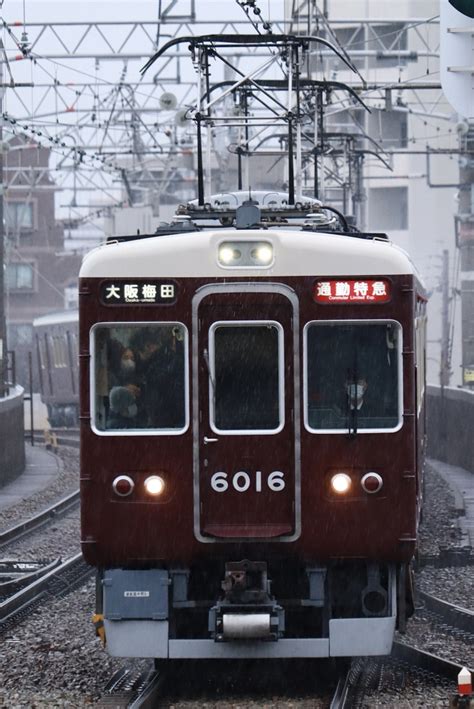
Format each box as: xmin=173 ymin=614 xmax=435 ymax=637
xmin=79 ymin=194 xmax=427 ymax=659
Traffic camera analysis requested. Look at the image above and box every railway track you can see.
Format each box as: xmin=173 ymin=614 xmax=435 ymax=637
xmin=392 ymin=640 xmax=473 ymax=680
xmin=0 ymin=483 xmax=89 ymax=632
xmin=99 ymin=666 xmax=168 ymax=708
xmin=329 ymin=640 xmax=473 ymax=709
xmin=0 ymin=558 xmax=62 ymax=599
xmin=0 ymin=489 xmax=80 ymax=548
xmin=100 ymin=637 xmax=474 ymax=709
xmin=0 ymin=552 xmax=92 ymax=631
xmin=418 ymin=589 xmax=474 ymax=635
xmin=330 ymin=662 xmax=360 ymax=708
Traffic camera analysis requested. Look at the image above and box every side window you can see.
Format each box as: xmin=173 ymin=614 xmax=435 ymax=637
xmin=210 ymin=322 xmax=284 ymax=433
xmin=92 ymin=323 xmax=187 ymax=434
xmin=305 ymin=321 xmax=402 ymax=433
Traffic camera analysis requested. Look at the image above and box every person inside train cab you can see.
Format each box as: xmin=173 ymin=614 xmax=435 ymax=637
xmin=107 ymin=385 xmax=139 ymax=429
xmin=346 ymin=377 xmax=368 ymax=411
xmin=105 ymin=343 xmax=141 ymax=426
xmin=131 ymin=326 xmax=185 ymax=429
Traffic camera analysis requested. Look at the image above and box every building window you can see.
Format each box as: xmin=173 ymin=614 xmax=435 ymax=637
xmin=6 ymin=262 xmax=35 ymax=291
xmin=5 ymin=201 xmax=34 ymax=231
xmin=368 ymin=187 xmax=408 ymax=231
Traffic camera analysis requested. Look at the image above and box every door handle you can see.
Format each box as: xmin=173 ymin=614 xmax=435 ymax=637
xmin=204 ymin=436 xmax=218 ymax=444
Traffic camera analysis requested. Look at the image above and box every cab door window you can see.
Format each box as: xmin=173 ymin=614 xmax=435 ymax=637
xmin=209 ymin=321 xmax=284 ymax=434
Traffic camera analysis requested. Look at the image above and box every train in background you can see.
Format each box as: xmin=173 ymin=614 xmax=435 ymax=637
xmin=33 ymin=310 xmax=79 ymax=427
xmin=79 ymin=191 xmax=427 ymax=661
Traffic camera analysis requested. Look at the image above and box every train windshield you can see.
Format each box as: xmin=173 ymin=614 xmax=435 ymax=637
xmin=305 ymin=320 xmax=401 ymax=433
xmin=210 ymin=322 xmax=284 ymax=432
xmin=92 ymin=323 xmax=187 ymax=433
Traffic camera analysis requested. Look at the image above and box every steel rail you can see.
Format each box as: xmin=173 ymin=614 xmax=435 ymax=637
xmin=418 ymin=590 xmax=474 ymax=634
xmin=392 ymin=640 xmax=474 ymax=680
xmin=330 ymin=670 xmax=354 ymax=709
xmin=329 ymin=659 xmax=368 ymax=709
xmin=0 ymin=489 xmax=80 ymax=548
xmin=103 ymin=667 xmax=168 ymax=708
xmin=128 ymin=669 xmax=168 ymax=708
xmin=0 ymin=552 xmax=91 ymax=627
xmin=0 ymin=557 xmax=61 ymax=596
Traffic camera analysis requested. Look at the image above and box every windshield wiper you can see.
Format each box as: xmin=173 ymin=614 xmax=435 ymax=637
xmin=203 ymin=348 xmax=215 ymax=392
xmin=346 ymin=357 xmax=359 ymax=438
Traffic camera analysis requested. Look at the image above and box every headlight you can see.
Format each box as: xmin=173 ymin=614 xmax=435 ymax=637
xmin=251 ymin=244 xmax=273 ymax=265
xmin=330 ymin=473 xmax=352 ymax=495
xmin=218 ymin=245 xmax=241 ymax=265
xmin=144 ymin=475 xmax=165 ymax=496
xmin=217 ymin=241 xmax=273 ymax=268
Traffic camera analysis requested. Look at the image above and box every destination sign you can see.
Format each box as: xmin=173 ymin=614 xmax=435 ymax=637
xmin=100 ymin=281 xmax=177 ymax=305
xmin=313 ymin=279 xmax=391 ymax=304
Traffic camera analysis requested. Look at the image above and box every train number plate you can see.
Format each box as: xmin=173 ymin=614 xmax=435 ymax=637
xmin=210 ymin=471 xmax=285 ymax=493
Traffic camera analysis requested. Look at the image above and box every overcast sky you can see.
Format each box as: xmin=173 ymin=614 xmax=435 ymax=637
xmin=3 ymin=1 xmax=285 ymax=25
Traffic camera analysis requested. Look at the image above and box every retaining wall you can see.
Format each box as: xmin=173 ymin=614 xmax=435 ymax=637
xmin=427 ymin=385 xmax=474 ymax=473
xmin=0 ymin=386 xmax=25 ymax=485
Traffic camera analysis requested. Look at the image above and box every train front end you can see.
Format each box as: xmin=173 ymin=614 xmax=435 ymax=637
xmin=79 ymin=216 xmax=425 ymax=659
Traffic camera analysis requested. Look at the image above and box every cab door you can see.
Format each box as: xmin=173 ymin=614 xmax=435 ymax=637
xmin=193 ymin=285 xmax=300 ymax=542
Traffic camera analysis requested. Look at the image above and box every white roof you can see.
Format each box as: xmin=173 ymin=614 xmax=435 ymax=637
xmin=80 ymin=228 xmax=419 ymax=279
xmin=33 ymin=310 xmax=78 ymax=328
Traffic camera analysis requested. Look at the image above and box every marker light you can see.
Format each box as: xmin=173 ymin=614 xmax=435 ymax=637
xmin=144 ymin=475 xmax=165 ymax=496
xmin=330 ymin=473 xmax=352 ymax=495
xmin=112 ymin=475 xmax=134 ymax=497
xmin=361 ymin=472 xmax=383 ymax=494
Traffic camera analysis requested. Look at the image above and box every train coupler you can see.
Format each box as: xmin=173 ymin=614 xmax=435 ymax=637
xmin=210 ymin=604 xmax=285 ymax=641
xmin=210 ymin=559 xmax=285 ymax=641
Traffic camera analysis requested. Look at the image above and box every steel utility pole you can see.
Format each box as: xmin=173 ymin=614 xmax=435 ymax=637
xmin=0 ymin=40 xmax=6 ymax=397
xmin=457 ymin=128 xmax=474 ymax=387
xmin=440 ymin=249 xmax=451 ymax=387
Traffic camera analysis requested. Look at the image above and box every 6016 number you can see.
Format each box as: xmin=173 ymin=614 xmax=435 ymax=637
xmin=210 ymin=471 xmax=285 ymax=493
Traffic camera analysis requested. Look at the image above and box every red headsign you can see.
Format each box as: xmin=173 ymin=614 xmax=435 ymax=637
xmin=313 ymin=279 xmax=391 ymax=304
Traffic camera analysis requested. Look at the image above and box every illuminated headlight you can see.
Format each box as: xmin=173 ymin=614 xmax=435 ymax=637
xmin=251 ymin=244 xmax=273 ymax=265
xmin=112 ymin=475 xmax=134 ymax=497
xmin=361 ymin=472 xmax=383 ymax=494
xmin=218 ymin=245 xmax=242 ymax=265
xmin=144 ymin=475 xmax=165 ymax=496
xmin=218 ymin=241 xmax=273 ymax=268
xmin=330 ymin=473 xmax=352 ymax=495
